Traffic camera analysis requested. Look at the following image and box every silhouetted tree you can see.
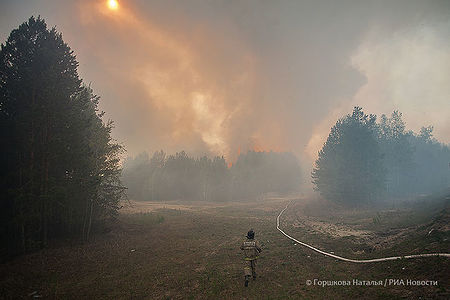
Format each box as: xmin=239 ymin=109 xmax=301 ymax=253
xmin=408 ymin=126 xmax=450 ymax=195
xmin=312 ymin=107 xmax=385 ymax=206
xmin=378 ymin=111 xmax=414 ymax=198
xmin=312 ymin=106 xmax=450 ymax=207
xmin=0 ymin=17 xmax=125 ymax=256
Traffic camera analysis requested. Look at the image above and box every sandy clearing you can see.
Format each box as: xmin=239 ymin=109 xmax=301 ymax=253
xmin=292 ymin=218 xmax=372 ymax=238
xmin=120 ymin=200 xmax=198 ymax=214
xmin=120 ymin=196 xmax=298 ymax=214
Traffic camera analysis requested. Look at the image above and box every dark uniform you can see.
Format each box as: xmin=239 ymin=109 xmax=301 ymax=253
xmin=240 ymin=229 xmax=262 ymax=287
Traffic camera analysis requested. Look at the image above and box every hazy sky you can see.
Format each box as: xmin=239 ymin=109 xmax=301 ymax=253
xmin=1 ymin=0 xmax=449 ymax=172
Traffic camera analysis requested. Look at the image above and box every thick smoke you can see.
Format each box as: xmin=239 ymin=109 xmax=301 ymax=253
xmin=1 ymin=0 xmax=449 ymax=182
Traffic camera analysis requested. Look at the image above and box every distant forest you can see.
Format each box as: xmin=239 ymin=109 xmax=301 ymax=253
xmin=312 ymin=107 xmax=450 ymax=207
xmin=122 ymin=151 xmax=302 ymax=202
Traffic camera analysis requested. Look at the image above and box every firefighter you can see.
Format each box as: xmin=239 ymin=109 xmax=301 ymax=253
xmin=240 ymin=229 xmax=262 ymax=287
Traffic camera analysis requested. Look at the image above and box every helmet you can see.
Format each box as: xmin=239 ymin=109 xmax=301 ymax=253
xmin=246 ymin=229 xmax=255 ymax=239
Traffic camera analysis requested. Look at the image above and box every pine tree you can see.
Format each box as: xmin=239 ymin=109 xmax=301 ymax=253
xmin=0 ymin=17 xmax=125 ymax=255
xmin=312 ymin=107 xmax=385 ymax=206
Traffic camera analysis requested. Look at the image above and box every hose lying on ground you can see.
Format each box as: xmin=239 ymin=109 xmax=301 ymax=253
xmin=276 ymin=201 xmax=450 ymax=263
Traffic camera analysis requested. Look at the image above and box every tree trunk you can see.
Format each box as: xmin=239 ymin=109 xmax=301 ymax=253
xmin=43 ymin=154 xmax=49 ymax=247
xmin=86 ymin=199 xmax=94 ymax=241
xmin=29 ymin=87 xmax=36 ymax=250
xmin=82 ymin=194 xmax=89 ymax=241
xmin=18 ymin=153 xmax=25 ymax=253
xmin=43 ymin=117 xmax=50 ymax=247
xmin=21 ymin=221 xmax=25 ymax=253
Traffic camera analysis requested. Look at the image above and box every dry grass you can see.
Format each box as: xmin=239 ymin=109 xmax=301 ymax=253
xmin=0 ymin=197 xmax=449 ymax=299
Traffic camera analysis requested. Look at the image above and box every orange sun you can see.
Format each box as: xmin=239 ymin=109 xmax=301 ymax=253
xmin=107 ymin=0 xmax=119 ymax=10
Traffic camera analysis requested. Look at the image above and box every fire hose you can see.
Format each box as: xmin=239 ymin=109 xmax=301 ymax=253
xmin=277 ymin=201 xmax=450 ymax=263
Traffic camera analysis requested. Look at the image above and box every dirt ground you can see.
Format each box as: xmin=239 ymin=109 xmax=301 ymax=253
xmin=1 ymin=197 xmax=449 ymax=299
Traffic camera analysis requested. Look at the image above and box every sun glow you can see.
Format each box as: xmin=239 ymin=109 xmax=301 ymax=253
xmin=107 ymin=0 xmax=119 ymax=10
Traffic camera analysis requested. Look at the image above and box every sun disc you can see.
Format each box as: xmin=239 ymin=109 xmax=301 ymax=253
xmin=107 ymin=0 xmax=119 ymax=10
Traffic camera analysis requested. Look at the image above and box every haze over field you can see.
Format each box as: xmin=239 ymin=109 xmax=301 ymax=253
xmin=1 ymin=2 xmax=450 ymax=299
xmin=1 ymin=0 xmax=449 ymax=180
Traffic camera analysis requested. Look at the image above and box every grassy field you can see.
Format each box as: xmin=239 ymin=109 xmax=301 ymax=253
xmin=1 ymin=197 xmax=449 ymax=299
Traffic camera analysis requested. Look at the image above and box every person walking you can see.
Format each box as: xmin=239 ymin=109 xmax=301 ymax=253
xmin=240 ymin=229 xmax=262 ymax=287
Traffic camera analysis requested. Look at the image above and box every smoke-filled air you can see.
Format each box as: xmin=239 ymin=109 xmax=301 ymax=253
xmin=1 ymin=1 xmax=449 ymax=299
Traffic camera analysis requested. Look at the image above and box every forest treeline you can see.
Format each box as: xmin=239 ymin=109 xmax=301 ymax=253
xmin=122 ymin=150 xmax=302 ymax=202
xmin=312 ymin=107 xmax=450 ymax=207
xmin=0 ymin=17 xmax=125 ymax=256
